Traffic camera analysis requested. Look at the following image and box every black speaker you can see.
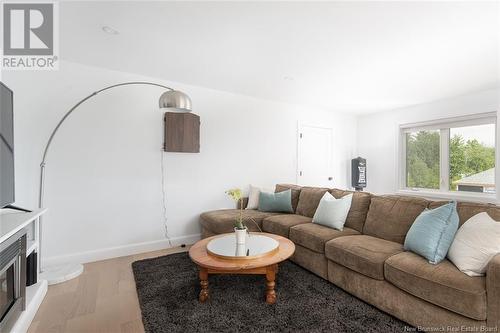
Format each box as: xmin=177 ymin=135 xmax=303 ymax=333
xmin=351 ymin=157 xmax=367 ymax=191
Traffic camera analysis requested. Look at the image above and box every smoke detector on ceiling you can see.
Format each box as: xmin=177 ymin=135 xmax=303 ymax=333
xmin=102 ymin=26 xmax=119 ymax=35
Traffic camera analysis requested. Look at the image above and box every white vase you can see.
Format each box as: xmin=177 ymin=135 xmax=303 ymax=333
xmin=235 ymin=227 xmax=247 ymax=244
xmin=235 ymin=243 xmax=246 ymax=256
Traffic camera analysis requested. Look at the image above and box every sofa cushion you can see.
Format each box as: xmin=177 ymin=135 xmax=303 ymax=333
xmin=363 ymin=195 xmax=429 ymax=244
xmin=275 ymin=184 xmax=302 ymax=212
xmin=330 ymin=189 xmax=371 ymax=233
xmin=290 ymin=223 xmax=359 ymax=253
xmin=200 ymin=209 xmax=280 ymax=234
xmin=385 ymin=252 xmax=487 ymax=320
xmin=325 ymin=235 xmax=404 ymax=280
xmin=430 ymin=201 xmax=500 ymax=227
xmin=262 ymin=214 xmax=311 ymax=238
xmin=295 ymin=187 xmax=330 ymax=218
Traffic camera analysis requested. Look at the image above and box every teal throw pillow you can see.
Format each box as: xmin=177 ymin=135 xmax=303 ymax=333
xmin=404 ymin=201 xmax=459 ymax=264
xmin=258 ymin=190 xmax=293 ymax=213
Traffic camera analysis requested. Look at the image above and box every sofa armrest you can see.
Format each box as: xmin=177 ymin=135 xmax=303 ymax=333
xmin=237 ymin=197 xmax=249 ymax=210
xmin=487 ymin=253 xmax=500 ymax=328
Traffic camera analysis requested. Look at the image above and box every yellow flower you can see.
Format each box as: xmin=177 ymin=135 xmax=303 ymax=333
xmin=225 ymin=188 xmax=242 ymax=202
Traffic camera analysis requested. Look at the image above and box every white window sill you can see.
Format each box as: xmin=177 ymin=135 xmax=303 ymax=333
xmin=396 ymin=189 xmax=499 ymax=205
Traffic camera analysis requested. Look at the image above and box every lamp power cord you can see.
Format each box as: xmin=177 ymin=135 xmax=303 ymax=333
xmin=160 ymin=145 xmax=173 ymax=248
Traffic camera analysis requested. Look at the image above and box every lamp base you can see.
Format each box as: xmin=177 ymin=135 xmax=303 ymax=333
xmin=39 ymin=263 xmax=84 ymax=285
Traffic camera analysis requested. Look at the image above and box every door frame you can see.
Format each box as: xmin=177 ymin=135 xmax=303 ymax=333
xmin=296 ymin=121 xmax=334 ymax=185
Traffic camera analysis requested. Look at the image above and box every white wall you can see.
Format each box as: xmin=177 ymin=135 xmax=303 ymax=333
xmin=2 ymin=61 xmax=357 ymax=265
xmin=357 ymin=88 xmax=500 ymax=195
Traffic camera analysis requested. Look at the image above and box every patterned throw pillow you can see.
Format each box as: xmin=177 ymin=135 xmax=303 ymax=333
xmin=404 ymin=201 xmax=459 ymax=264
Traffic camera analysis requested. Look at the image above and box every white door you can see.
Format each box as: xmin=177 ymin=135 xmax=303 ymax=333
xmin=297 ymin=124 xmax=333 ymax=187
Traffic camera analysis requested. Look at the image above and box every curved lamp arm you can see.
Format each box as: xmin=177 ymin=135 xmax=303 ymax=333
xmin=38 ymin=81 xmax=172 ymax=208
xmin=37 ymin=81 xmax=174 ymax=273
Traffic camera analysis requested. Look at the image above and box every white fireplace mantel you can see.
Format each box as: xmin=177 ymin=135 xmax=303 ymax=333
xmin=0 ymin=208 xmax=48 ymax=333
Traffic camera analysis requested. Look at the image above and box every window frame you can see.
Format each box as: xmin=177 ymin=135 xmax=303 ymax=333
xmin=397 ymin=112 xmax=498 ymax=203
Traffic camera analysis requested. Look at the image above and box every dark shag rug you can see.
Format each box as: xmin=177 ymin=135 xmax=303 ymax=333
xmin=132 ymin=252 xmax=410 ymax=333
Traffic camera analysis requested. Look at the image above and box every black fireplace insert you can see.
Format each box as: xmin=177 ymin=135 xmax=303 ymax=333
xmin=0 ymin=228 xmax=26 ymax=332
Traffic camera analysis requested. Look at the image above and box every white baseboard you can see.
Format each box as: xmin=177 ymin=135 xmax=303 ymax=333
xmin=42 ymin=233 xmax=200 ymax=267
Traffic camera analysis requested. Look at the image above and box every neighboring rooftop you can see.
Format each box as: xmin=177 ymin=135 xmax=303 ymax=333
xmin=455 ymin=168 xmax=495 ymax=187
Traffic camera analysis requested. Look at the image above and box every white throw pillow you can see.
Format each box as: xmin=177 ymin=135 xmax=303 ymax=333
xmin=312 ymin=192 xmax=353 ymax=231
xmin=246 ymin=185 xmax=272 ymax=210
xmin=448 ymin=212 xmax=500 ymax=276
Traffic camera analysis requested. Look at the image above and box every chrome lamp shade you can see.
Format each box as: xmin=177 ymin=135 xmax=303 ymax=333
xmin=159 ymin=90 xmax=192 ymax=112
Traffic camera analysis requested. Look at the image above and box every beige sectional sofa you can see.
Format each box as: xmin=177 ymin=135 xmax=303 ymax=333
xmin=199 ymin=184 xmax=500 ymax=330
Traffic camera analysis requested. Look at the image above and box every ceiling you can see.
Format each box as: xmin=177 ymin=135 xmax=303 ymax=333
xmin=60 ymin=1 xmax=499 ymax=114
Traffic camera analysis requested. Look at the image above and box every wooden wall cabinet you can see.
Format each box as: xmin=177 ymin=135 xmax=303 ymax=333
xmin=164 ymin=112 xmax=200 ymax=153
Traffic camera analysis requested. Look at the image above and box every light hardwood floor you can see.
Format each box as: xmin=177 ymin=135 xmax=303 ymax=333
xmin=28 ymin=246 xmax=189 ymax=333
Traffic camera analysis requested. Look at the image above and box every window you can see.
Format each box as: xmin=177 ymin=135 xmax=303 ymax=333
xmin=400 ymin=113 xmax=497 ymax=198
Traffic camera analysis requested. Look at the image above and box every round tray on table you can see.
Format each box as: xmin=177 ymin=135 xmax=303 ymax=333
xmin=206 ymin=233 xmax=280 ymax=260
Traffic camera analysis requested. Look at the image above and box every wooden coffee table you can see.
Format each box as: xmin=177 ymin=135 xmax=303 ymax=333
xmin=189 ymin=232 xmax=295 ymax=304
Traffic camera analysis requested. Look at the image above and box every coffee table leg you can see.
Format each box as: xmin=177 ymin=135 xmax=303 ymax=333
xmin=199 ymin=267 xmax=209 ymax=302
xmin=265 ymin=265 xmax=277 ymax=304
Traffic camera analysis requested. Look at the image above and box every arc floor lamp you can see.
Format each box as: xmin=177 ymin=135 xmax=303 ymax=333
xmin=38 ymin=81 xmax=192 ymax=285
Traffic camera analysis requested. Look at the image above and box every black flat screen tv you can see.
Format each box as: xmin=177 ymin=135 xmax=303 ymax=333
xmin=0 ymin=82 xmax=14 ymax=208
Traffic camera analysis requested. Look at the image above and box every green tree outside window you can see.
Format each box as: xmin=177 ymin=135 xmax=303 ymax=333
xmin=406 ymin=131 xmax=495 ymax=191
